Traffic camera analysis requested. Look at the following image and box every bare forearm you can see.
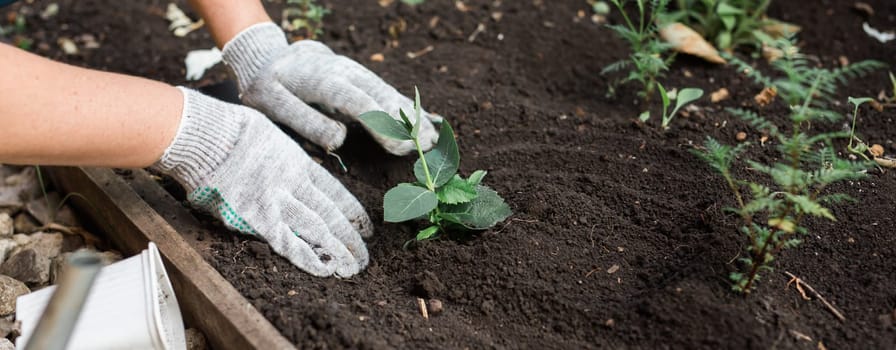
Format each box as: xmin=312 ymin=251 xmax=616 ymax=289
xmin=187 ymin=0 xmax=272 ymax=47
xmin=0 ymin=44 xmax=182 ymax=168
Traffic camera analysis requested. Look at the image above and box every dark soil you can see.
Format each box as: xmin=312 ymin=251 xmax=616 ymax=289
xmin=8 ymin=0 xmax=896 ymax=348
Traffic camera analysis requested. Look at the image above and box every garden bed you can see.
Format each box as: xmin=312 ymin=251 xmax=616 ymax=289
xmin=13 ymin=0 xmax=896 ymax=348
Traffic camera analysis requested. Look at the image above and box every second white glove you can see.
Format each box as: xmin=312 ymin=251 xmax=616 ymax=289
xmin=222 ymin=22 xmax=439 ymax=155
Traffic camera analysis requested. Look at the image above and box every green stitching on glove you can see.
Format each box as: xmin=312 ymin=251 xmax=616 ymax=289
xmin=190 ymin=187 xmax=258 ymax=235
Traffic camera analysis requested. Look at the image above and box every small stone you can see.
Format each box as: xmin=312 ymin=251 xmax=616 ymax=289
xmin=870 ymin=144 xmax=885 ymax=157
xmin=710 ymin=88 xmax=730 ymax=103
xmin=12 ymin=213 xmax=38 ymax=234
xmin=428 ymin=299 xmax=443 ymax=315
xmin=0 ymin=317 xmax=17 ymax=338
xmin=0 ymin=240 xmax=16 ymax=264
xmin=13 ymin=232 xmax=63 ymax=261
xmin=736 ymin=132 xmax=747 ymax=141
xmin=0 ymin=275 xmax=29 ymax=315
xmin=838 ymin=55 xmax=849 ymax=67
xmin=604 ymin=318 xmax=615 ymax=327
xmin=26 ymin=194 xmax=80 ymax=226
xmin=0 ymin=214 xmax=11 ymax=237
xmin=185 ymin=328 xmax=208 ymax=350
xmin=57 ymin=37 xmax=79 ymax=55
xmin=287 ymin=290 xmax=297 ymax=296
xmin=0 ymin=249 xmax=49 ymax=287
xmin=0 ymin=338 xmax=13 ymax=350
xmin=369 ymin=53 xmax=384 ymax=62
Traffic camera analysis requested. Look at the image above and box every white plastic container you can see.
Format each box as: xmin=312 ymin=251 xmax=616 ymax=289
xmin=15 ymin=242 xmax=186 ymax=349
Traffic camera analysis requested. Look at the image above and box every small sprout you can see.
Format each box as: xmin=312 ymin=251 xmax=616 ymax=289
xmin=640 ymin=83 xmax=703 ymax=130
xmin=360 ymin=89 xmax=511 ymax=241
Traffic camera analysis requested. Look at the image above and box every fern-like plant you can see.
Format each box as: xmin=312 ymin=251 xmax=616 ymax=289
xmin=695 ymin=38 xmax=884 ymax=293
xmin=603 ymin=0 xmax=674 ymax=103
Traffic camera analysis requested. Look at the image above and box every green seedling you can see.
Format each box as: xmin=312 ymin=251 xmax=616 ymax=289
xmin=602 ymin=0 xmax=674 ymax=103
xmin=695 ymin=40 xmax=882 ymax=294
xmin=639 ymin=83 xmax=704 ymax=130
xmin=847 ymin=97 xmax=874 ymax=161
xmin=359 ymin=89 xmax=511 ymax=241
xmin=400 ymin=0 xmax=426 ymax=5
xmin=283 ymin=0 xmax=329 ymax=40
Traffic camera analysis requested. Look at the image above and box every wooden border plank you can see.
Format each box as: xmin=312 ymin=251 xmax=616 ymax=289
xmin=45 ymin=166 xmax=295 ymax=350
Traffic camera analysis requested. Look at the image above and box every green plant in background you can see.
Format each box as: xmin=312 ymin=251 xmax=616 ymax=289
xmin=726 ymin=37 xmax=884 ymax=115
xmin=282 ymin=0 xmax=329 ymax=40
xmin=0 ymin=12 xmax=32 ymax=50
xmin=664 ymin=0 xmax=777 ymax=51
xmin=602 ymin=0 xmax=674 ymax=103
xmin=359 ymin=89 xmax=512 ymax=241
xmin=400 ymin=0 xmax=426 ymax=5
xmin=694 ymin=39 xmax=884 ymax=294
xmin=639 ymin=83 xmax=704 ymax=130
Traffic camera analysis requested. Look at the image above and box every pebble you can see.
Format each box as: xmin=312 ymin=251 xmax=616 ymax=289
xmin=0 ymin=214 xmax=10 ymax=237
xmin=13 ymin=213 xmax=39 ymax=234
xmin=12 ymin=232 xmax=63 ymax=261
xmin=0 ymin=249 xmax=50 ymax=287
xmin=736 ymin=132 xmax=747 ymax=141
xmin=0 ymin=275 xmax=29 ymax=315
xmin=428 ymin=299 xmax=443 ymax=315
xmin=0 ymin=240 xmax=16 ymax=264
xmin=710 ymin=88 xmax=730 ymax=103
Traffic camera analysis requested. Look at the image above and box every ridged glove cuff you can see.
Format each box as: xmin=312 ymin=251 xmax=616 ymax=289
xmin=221 ymin=22 xmax=289 ymax=92
xmin=150 ymin=87 xmax=245 ymax=190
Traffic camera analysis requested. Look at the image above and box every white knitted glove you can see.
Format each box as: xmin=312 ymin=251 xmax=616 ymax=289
xmin=151 ymin=87 xmax=371 ymax=277
xmin=222 ymin=22 xmax=439 ymax=156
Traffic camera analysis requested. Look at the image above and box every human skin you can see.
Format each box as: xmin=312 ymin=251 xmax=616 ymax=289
xmin=0 ymin=1 xmax=272 ymax=167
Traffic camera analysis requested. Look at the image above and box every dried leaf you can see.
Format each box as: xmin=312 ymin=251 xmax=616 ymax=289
xmin=659 ymin=22 xmax=726 ymax=64
xmin=754 ymin=87 xmax=777 ymax=107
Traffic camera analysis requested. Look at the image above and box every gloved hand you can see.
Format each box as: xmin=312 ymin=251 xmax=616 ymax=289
xmin=221 ymin=22 xmax=439 ymax=156
xmin=152 ymin=87 xmax=371 ymax=277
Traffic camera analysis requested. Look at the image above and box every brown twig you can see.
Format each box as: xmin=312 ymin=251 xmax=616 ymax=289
xmin=784 ymin=271 xmax=846 ymax=322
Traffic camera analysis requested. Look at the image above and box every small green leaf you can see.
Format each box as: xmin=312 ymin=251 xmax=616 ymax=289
xmin=411 ymin=87 xmax=423 ymax=138
xmin=665 ymin=88 xmax=704 ymax=128
xmin=717 ymin=31 xmax=732 ymax=49
xmin=720 ymin=15 xmax=736 ymax=30
xmin=359 ymin=111 xmax=413 ymax=140
xmin=436 ymin=175 xmax=478 ymax=204
xmin=658 ymin=82 xmax=670 ymax=118
xmin=638 ymin=110 xmax=651 ymax=122
xmin=441 ymin=185 xmax=512 ymax=229
xmin=414 ymin=122 xmax=460 ymax=187
xmin=383 ymin=184 xmax=438 ymax=222
xmin=467 ymin=170 xmax=487 ymax=186
xmin=416 ymin=225 xmax=440 ymax=240
xmin=716 ymin=2 xmax=744 ymax=15
xmin=399 ymin=109 xmax=413 ymax=130
xmin=847 ymin=96 xmax=873 ymax=108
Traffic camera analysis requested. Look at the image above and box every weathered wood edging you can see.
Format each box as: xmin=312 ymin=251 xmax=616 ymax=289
xmin=46 ymin=167 xmax=295 ymax=350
